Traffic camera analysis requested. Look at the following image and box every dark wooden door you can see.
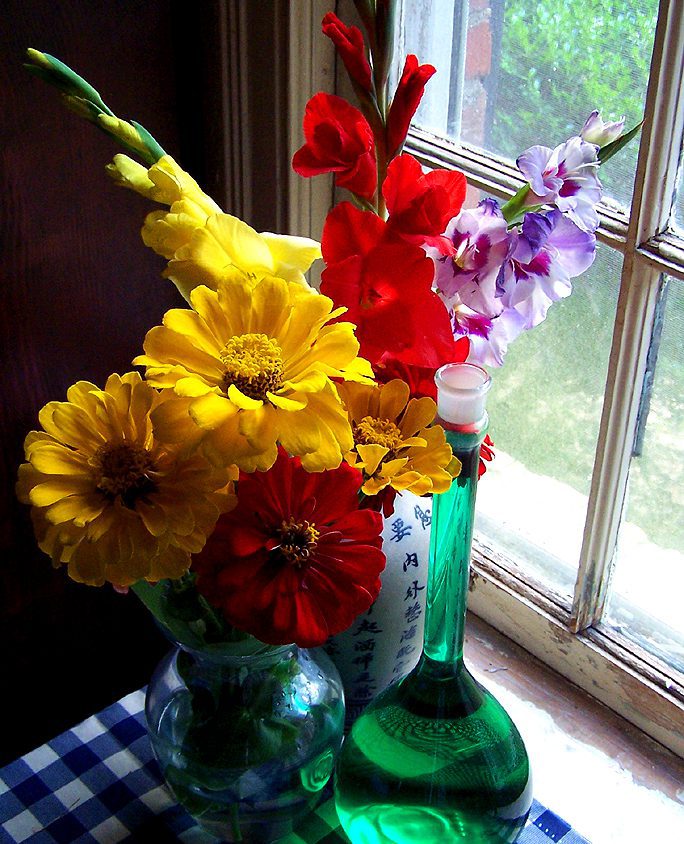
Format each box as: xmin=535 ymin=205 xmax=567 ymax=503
xmin=0 ymin=0 xmax=220 ymax=763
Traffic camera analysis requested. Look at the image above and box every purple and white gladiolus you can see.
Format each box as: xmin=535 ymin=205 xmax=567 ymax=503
xmin=580 ymin=110 xmax=626 ymax=146
xmin=516 ymin=136 xmax=602 ymax=233
xmin=430 ymin=198 xmax=511 ymax=318
xmin=500 ymin=209 xmax=596 ymax=329
xmin=425 ymin=110 xmax=623 ymax=368
xmin=464 ymin=209 xmax=597 ymax=367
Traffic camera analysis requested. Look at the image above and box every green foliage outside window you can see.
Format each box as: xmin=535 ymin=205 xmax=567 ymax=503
xmin=483 ymin=1 xmax=684 ymax=554
xmin=489 ymin=0 xmax=657 ymax=206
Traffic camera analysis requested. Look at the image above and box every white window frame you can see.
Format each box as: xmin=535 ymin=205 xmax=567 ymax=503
xmin=286 ymin=0 xmax=684 ymax=757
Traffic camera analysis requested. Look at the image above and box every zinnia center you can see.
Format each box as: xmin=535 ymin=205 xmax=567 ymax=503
xmin=220 ymin=333 xmax=284 ymax=401
xmin=354 ymin=416 xmax=404 ymax=451
xmin=94 ymin=443 xmax=156 ymax=507
xmin=277 ymin=518 xmax=320 ymax=566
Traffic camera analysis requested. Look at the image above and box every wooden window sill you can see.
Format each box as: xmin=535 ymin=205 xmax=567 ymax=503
xmin=465 ymin=612 xmax=684 ymax=841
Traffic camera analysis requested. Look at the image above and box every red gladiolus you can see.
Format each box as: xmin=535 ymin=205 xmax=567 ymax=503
xmin=322 ymin=12 xmax=372 ymax=92
xmin=386 ymin=55 xmax=436 ymax=157
xmin=321 ymin=202 xmax=456 ymax=370
xmin=384 ymin=154 xmax=467 ymax=252
xmin=320 ymin=200 xmax=387 ymax=265
xmin=292 ymin=93 xmax=377 ymax=199
xmin=192 ymin=449 xmax=385 ymax=648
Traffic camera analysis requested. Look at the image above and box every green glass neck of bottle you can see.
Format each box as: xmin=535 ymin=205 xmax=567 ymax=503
xmin=421 ymin=419 xmax=487 ymax=675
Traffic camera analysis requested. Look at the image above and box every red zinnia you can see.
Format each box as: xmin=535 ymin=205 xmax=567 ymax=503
xmin=192 ymin=449 xmax=386 ymax=647
xmin=292 ymin=93 xmax=377 ymax=199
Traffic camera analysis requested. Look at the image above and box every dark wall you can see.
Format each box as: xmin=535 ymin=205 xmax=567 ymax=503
xmin=0 ymin=0 xmax=226 ymax=764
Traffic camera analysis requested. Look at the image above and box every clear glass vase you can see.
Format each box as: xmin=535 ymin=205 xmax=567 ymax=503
xmin=146 ymin=635 xmax=344 ymax=842
xmin=334 ymin=363 xmax=533 ymax=843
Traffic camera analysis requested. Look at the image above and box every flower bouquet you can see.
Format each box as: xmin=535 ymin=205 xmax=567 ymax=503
xmin=18 ymin=2 xmax=638 ymax=840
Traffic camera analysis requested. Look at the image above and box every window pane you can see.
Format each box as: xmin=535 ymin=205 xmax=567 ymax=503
xmin=400 ymin=0 xmax=657 ymax=208
xmin=669 ymin=143 xmax=684 ymax=233
xmin=604 ymin=279 xmax=684 ymax=674
xmin=474 ymin=246 xmax=622 ymax=598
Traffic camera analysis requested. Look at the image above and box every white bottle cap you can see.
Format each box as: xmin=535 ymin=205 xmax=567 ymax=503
xmin=434 ymin=363 xmax=492 ymax=425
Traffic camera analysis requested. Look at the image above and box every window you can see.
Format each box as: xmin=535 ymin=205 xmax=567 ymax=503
xmin=390 ymin=0 xmax=684 ymax=755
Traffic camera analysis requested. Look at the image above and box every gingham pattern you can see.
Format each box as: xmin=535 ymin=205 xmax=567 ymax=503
xmin=0 ymin=690 xmax=590 ymax=843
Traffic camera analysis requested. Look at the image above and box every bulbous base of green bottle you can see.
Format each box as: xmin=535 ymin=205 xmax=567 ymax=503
xmin=334 ymin=660 xmax=532 ymax=844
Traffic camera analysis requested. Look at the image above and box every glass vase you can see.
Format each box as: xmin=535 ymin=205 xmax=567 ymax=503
xmin=334 ymin=363 xmax=532 ymax=843
xmin=146 ymin=635 xmax=344 ymax=842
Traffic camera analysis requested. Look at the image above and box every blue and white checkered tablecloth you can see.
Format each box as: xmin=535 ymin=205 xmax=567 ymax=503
xmin=0 ymin=689 xmax=590 ymax=843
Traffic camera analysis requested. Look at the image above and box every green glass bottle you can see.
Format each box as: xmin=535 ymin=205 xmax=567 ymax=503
xmin=335 ymin=363 xmax=532 ymax=844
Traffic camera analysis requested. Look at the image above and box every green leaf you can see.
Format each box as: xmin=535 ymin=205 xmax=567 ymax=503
xmin=501 ymin=183 xmax=543 ymax=227
xmin=598 ymin=120 xmax=644 ymax=165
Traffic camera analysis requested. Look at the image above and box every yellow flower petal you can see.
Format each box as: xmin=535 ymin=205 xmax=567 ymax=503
xmin=106 ymin=154 xmax=155 ymax=196
xmin=399 ymin=436 xmax=428 ymax=449
xmin=206 ymin=213 xmax=274 ymax=274
xmin=238 ymin=403 xmax=278 ymax=454
xmin=45 ymin=495 xmax=106 ymax=526
xmin=281 ymin=371 xmax=328 ymax=394
xmin=188 ymin=393 xmax=237 ymax=430
xmin=146 ymin=545 xmax=191 ymax=582
xmin=227 ymin=385 xmax=263 ymax=410
xmin=19 ymin=373 xmax=234 ymax=587
xmin=150 ymin=396 xmax=204 ymax=446
xmin=356 ymin=443 xmax=390 ymax=476
xmin=260 ymin=231 xmax=322 ymax=274
xmin=379 ymin=379 xmax=410 ymax=420
xmin=400 ymin=396 xmax=438 ymax=436
xmin=277 ymin=408 xmax=322 ymax=459
xmin=67 ymin=541 xmax=107 ymax=586
xmin=142 ymin=210 xmax=194 ymax=260
xmin=174 ymin=377 xmax=216 ymax=398
xmin=342 ymin=356 xmax=375 ymax=383
xmin=29 ymin=476 xmax=94 ymax=507
xmin=29 ymin=444 xmax=90 ymax=476
xmin=267 ymin=392 xmax=307 ymax=411
xmin=162 ymin=307 xmax=222 ymax=356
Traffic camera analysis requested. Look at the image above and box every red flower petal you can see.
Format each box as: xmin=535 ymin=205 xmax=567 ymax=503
xmin=384 ymin=154 xmax=467 ymax=248
xmin=478 ymin=434 xmax=496 ymax=478
xmin=374 ymin=337 xmax=471 ymax=401
xmin=322 ymin=12 xmax=372 ymax=92
xmin=386 ymin=55 xmax=436 ymax=157
xmin=292 ymin=93 xmax=377 ymax=199
xmin=321 ymin=201 xmax=387 ymax=265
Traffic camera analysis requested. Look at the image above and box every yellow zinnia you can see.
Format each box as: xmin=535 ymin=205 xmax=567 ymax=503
xmin=339 ymin=379 xmax=461 ymax=496
xmin=16 ymin=372 xmax=236 ymax=588
xmin=107 ymin=154 xmax=322 ymax=300
xmin=134 ymin=275 xmax=375 ymax=473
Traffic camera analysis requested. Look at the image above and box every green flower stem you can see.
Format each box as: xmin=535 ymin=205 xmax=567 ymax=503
xmin=371 ymin=0 xmax=397 ymax=104
xmin=169 ymin=576 xmax=228 ymax=640
xmin=131 ymin=576 xmax=230 ymax=648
